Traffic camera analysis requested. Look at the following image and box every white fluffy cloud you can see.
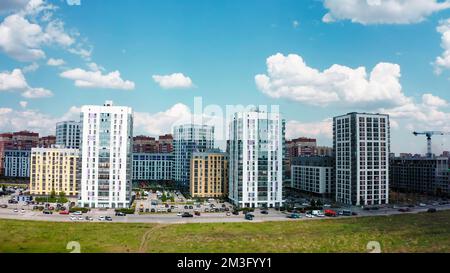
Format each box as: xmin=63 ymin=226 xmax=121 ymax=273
xmin=0 ymin=0 xmax=74 ymax=62
xmin=286 ymin=119 xmax=333 ymax=140
xmin=152 ymin=73 xmax=194 ymax=89
xmin=322 ymin=0 xmax=450 ymax=25
xmin=255 ymin=53 xmax=409 ymax=107
xmin=60 ymin=68 xmax=135 ymax=90
xmin=0 ymin=105 xmax=80 ymax=135
xmin=134 ymin=103 xmax=193 ymax=136
xmin=0 ymin=68 xmax=53 ymax=98
xmin=19 ymin=101 xmax=28 ymax=108
xmin=47 ymin=58 xmax=65 ymax=66
xmin=434 ymin=18 xmax=450 ymax=74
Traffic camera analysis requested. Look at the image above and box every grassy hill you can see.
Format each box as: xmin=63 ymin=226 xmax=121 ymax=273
xmin=0 ymin=210 xmax=449 ymax=253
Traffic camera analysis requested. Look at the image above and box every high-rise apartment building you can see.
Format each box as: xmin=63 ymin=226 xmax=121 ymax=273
xmin=173 ymin=124 xmax=214 ymax=187
xmin=30 ymin=147 xmax=79 ymax=196
xmin=78 ymin=101 xmax=133 ymax=208
xmin=228 ymin=110 xmax=284 ymax=208
xmin=56 ymin=121 xmax=81 ymax=149
xmin=190 ymin=150 xmax=228 ymax=198
xmin=133 ymin=134 xmax=173 ymax=153
xmin=158 ymin=134 xmax=173 ymax=153
xmin=291 ymin=156 xmax=334 ymax=196
xmin=333 ymin=112 xmax=390 ymax=206
xmin=3 ymin=150 xmax=31 ymax=178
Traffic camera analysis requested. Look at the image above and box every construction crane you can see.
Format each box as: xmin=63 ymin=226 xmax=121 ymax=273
xmin=412 ymin=131 xmax=450 ymax=158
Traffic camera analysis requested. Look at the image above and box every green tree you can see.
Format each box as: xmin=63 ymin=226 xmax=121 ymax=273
xmin=310 ymin=199 xmax=316 ymax=208
xmin=50 ymin=190 xmax=56 ymax=199
xmin=316 ymin=199 xmax=323 ymax=207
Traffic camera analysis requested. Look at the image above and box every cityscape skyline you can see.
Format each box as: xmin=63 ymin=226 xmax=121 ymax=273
xmin=0 ymin=0 xmax=449 ymax=155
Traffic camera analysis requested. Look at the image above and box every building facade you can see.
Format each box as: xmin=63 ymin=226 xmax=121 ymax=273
xmin=286 ymin=137 xmax=317 ymax=157
xmin=390 ymin=157 xmax=449 ymax=196
xmin=39 ymin=136 xmax=56 ymax=148
xmin=173 ymin=124 xmax=214 ymax=187
xmin=291 ymin=156 xmax=334 ymax=195
xmin=30 ymin=147 xmax=79 ymax=196
xmin=190 ymin=150 xmax=228 ymax=198
xmin=0 ymin=131 xmax=39 ymax=176
xmin=228 ymin=110 xmax=284 ymax=208
xmin=132 ymin=153 xmax=174 ymax=181
xmin=334 ymin=113 xmax=390 ymax=206
xmin=3 ymin=150 xmax=31 ymax=178
xmin=56 ymin=121 xmax=81 ymax=149
xmin=79 ymin=101 xmax=133 ymax=208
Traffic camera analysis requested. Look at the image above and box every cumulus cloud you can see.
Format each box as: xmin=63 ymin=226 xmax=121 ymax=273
xmin=0 ymin=0 xmax=75 ymax=62
xmin=0 ymin=105 xmax=80 ymax=135
xmin=60 ymin=68 xmax=135 ymax=90
xmin=322 ymin=0 xmax=450 ymax=25
xmin=0 ymin=68 xmax=53 ymax=98
xmin=286 ymin=119 xmax=333 ymax=140
xmin=152 ymin=73 xmax=194 ymax=89
xmin=22 ymin=62 xmax=39 ymax=73
xmin=19 ymin=101 xmax=28 ymax=108
xmin=47 ymin=58 xmax=65 ymax=66
xmin=255 ymin=53 xmax=409 ymax=107
xmin=434 ymin=18 xmax=450 ymax=74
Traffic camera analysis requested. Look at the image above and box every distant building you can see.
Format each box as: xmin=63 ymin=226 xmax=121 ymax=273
xmin=390 ymin=157 xmax=449 ymax=196
xmin=190 ymin=150 xmax=228 ymax=198
xmin=39 ymin=136 xmax=56 ymax=148
xmin=291 ymin=156 xmax=334 ymax=196
xmin=286 ymin=137 xmax=317 ymax=157
xmin=30 ymin=147 xmax=79 ymax=196
xmin=173 ymin=124 xmax=215 ymax=188
xmin=0 ymin=131 xmax=39 ymax=176
xmin=3 ymin=150 xmax=31 ymax=178
xmin=228 ymin=110 xmax=284 ymax=208
xmin=316 ymin=146 xmax=333 ymax=156
xmin=133 ymin=134 xmax=173 ymax=154
xmin=334 ymin=112 xmax=390 ymax=206
xmin=79 ymin=101 xmax=133 ymax=208
xmin=56 ymin=121 xmax=81 ymax=149
xmin=158 ymin=134 xmax=173 ymax=153
xmin=132 ymin=153 xmax=174 ymax=181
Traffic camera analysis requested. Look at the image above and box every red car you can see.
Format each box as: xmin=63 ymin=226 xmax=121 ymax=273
xmin=324 ymin=209 xmax=337 ymax=217
xmin=59 ymin=210 xmax=69 ymax=215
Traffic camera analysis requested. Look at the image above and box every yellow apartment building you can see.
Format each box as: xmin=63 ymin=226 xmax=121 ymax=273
xmin=30 ymin=146 xmax=79 ymax=196
xmin=190 ymin=151 xmax=228 ymax=198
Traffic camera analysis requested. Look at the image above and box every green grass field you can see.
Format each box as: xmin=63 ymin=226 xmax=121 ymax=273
xmin=0 ymin=211 xmax=449 ymax=253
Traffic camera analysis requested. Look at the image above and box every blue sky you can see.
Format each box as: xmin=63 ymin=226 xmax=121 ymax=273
xmin=1 ymin=0 xmax=450 ymax=154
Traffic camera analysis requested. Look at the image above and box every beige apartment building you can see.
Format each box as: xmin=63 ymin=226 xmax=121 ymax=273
xmin=190 ymin=151 xmax=228 ymax=198
xmin=30 ymin=146 xmax=79 ymax=196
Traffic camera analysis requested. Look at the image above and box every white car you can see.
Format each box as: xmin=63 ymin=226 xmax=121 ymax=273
xmin=98 ymin=216 xmax=106 ymax=221
xmin=21 ymin=209 xmax=26 ymax=213
xmin=13 ymin=209 xmax=18 ymax=213
xmin=78 ymin=216 xmax=84 ymax=221
xmin=73 ymin=211 xmax=83 ymax=216
xmin=177 ymin=212 xmax=182 ymax=217
xmin=323 ymin=204 xmax=331 ymax=208
xmin=70 ymin=216 xmax=77 ymax=221
xmin=419 ymin=203 xmax=427 ymax=207
xmin=305 ymin=213 xmax=314 ymax=218
xmin=317 ymin=213 xmax=325 ymax=217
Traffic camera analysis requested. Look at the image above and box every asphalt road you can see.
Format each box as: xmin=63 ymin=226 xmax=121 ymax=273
xmin=1 ymin=203 xmax=449 ymax=224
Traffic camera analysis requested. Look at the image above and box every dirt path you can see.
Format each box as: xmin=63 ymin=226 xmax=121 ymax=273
xmin=139 ymin=224 xmax=168 ymax=253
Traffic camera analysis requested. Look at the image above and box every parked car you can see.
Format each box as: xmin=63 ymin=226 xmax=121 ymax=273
xmin=188 ymin=206 xmax=193 ymax=210
xmin=341 ymin=210 xmax=352 ymax=216
xmin=419 ymin=203 xmax=427 ymax=207
xmin=324 ymin=209 xmax=337 ymax=217
xmin=177 ymin=212 xmax=182 ymax=217
xmin=260 ymin=210 xmax=269 ymax=215
xmin=194 ymin=211 xmax=201 ymax=216
xmin=70 ymin=216 xmax=77 ymax=221
xmin=245 ymin=214 xmax=254 ymax=221
xmin=105 ymin=216 xmax=112 ymax=221
xmin=184 ymin=205 xmax=189 ymax=209
xmin=182 ymin=212 xmax=193 ymax=218
xmin=115 ymin=212 xmax=126 ymax=216
xmin=398 ymin=208 xmax=411 ymax=213
xmin=232 ymin=210 xmax=239 ymax=215
xmin=85 ymin=216 xmax=93 ymax=221
xmin=287 ymin=213 xmax=301 ymax=219
xmin=151 ymin=208 xmax=155 ymax=213
xmin=226 ymin=212 xmax=231 ymax=216
xmin=305 ymin=213 xmax=314 ymax=218
xmin=59 ymin=210 xmax=69 ymax=215
xmin=0 ymin=204 xmax=7 ymax=208
xmin=72 ymin=211 xmax=83 ymax=216
xmin=427 ymin=208 xmax=437 ymax=213
xmin=43 ymin=210 xmax=52 ymax=215
xmin=98 ymin=216 xmax=106 ymax=221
